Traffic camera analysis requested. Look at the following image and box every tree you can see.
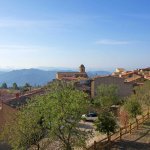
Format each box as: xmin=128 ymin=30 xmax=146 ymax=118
xmin=119 ymin=108 xmax=129 ymax=127
xmin=21 ymin=83 xmax=32 ymax=93
xmin=95 ymin=110 xmax=117 ymax=142
xmin=1 ymin=81 xmax=89 ymax=150
xmin=124 ymin=96 xmax=142 ymax=120
xmin=24 ymin=83 xmax=31 ymax=88
xmin=1 ymin=82 xmax=8 ymax=89
xmin=134 ymin=81 xmax=150 ymax=110
xmin=94 ymin=84 xmax=119 ymax=109
xmin=44 ymin=82 xmax=89 ymax=149
xmin=12 ymin=82 xmax=19 ymax=90
xmin=0 ymin=97 xmax=46 ymax=150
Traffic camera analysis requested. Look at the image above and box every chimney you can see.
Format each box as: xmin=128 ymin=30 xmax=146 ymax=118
xmin=16 ymin=93 xmax=20 ymax=99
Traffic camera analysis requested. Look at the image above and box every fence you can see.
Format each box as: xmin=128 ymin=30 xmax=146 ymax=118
xmin=89 ymin=111 xmax=150 ymax=150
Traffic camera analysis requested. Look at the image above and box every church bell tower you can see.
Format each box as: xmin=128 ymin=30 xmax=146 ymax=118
xmin=79 ymin=64 xmax=85 ymax=73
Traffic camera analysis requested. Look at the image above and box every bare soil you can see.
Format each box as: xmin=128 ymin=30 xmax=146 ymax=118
xmin=111 ymin=119 xmax=150 ymax=150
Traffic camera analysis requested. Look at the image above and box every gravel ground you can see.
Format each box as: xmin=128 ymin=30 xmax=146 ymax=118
xmin=111 ymin=119 xmax=150 ymax=150
xmin=2 ymin=120 xmax=149 ymax=150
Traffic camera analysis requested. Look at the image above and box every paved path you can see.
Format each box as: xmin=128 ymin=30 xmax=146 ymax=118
xmin=111 ymin=120 xmax=150 ymax=150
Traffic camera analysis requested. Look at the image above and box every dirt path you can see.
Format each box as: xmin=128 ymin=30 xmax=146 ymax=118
xmin=111 ymin=120 xmax=150 ymax=150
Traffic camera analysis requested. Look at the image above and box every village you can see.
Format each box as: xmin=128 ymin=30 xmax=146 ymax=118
xmin=0 ymin=65 xmax=150 ymax=150
xmin=1 ymin=0 xmax=150 ymax=149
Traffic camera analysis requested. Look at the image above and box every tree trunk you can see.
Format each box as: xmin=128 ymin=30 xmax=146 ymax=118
xmin=148 ymin=107 xmax=150 ymax=118
xmin=65 ymin=143 xmax=72 ymax=150
xmin=136 ymin=117 xmax=138 ymax=129
xmin=37 ymin=143 xmax=40 ymax=150
xmin=107 ymin=133 xmax=111 ymax=150
xmin=107 ymin=133 xmax=111 ymax=142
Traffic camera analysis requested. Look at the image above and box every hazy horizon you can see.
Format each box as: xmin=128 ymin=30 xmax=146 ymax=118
xmin=0 ymin=65 xmax=148 ymax=72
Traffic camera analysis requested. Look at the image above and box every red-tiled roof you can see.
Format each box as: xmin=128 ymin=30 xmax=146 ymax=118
xmin=92 ymin=75 xmax=122 ymax=80
xmin=57 ymin=72 xmax=87 ymax=75
xmin=121 ymin=71 xmax=134 ymax=76
xmin=140 ymin=67 xmax=150 ymax=71
xmin=125 ymin=75 xmax=142 ymax=83
xmin=5 ymin=88 xmax=45 ymax=108
xmin=144 ymin=76 xmax=150 ymax=80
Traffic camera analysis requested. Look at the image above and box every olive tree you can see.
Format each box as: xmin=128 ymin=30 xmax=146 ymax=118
xmin=1 ymin=82 xmax=8 ymax=89
xmin=134 ymin=81 xmax=150 ymax=110
xmin=95 ymin=110 xmax=117 ymax=142
xmin=0 ymin=97 xmax=46 ymax=150
xmin=12 ymin=82 xmax=19 ymax=90
xmin=1 ymin=81 xmax=89 ymax=150
xmin=44 ymin=82 xmax=89 ymax=149
xmin=124 ymin=96 xmax=142 ymax=120
xmin=94 ymin=84 xmax=119 ymax=109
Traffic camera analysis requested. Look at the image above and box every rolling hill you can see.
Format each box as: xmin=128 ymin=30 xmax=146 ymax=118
xmin=0 ymin=69 xmax=110 ymax=87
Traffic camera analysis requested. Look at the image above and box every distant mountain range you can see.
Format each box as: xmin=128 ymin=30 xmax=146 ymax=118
xmin=0 ymin=69 xmax=110 ymax=87
xmin=0 ymin=71 xmax=5 ymax=75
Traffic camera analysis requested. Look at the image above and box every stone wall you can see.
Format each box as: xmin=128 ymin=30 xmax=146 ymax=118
xmin=91 ymin=76 xmax=133 ymax=98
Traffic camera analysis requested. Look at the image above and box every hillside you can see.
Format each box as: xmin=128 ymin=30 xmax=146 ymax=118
xmin=0 ymin=71 xmax=6 ymax=75
xmin=87 ymin=71 xmax=110 ymax=77
xmin=0 ymin=69 xmax=110 ymax=87
xmin=0 ymin=69 xmax=56 ymax=87
xmin=112 ymin=119 xmax=150 ymax=150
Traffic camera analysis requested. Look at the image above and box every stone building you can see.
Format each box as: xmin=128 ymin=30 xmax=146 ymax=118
xmin=56 ymin=64 xmax=88 ymax=80
xmin=139 ymin=67 xmax=150 ymax=76
xmin=0 ymin=88 xmax=44 ymax=131
xmin=112 ymin=68 xmax=146 ymax=84
xmin=112 ymin=68 xmax=126 ymax=76
xmin=91 ymin=76 xmax=133 ymax=98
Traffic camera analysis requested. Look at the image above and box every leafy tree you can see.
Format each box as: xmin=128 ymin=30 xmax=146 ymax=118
xmin=134 ymin=81 xmax=150 ymax=110
xmin=20 ymin=83 xmax=32 ymax=93
xmin=94 ymin=84 xmax=119 ymax=109
xmin=95 ymin=111 xmax=117 ymax=142
xmin=1 ymin=82 xmax=8 ymax=89
xmin=24 ymin=83 xmax=31 ymax=88
xmin=1 ymin=81 xmax=89 ymax=150
xmin=0 ymin=97 xmax=46 ymax=150
xmin=124 ymin=96 xmax=142 ymax=120
xmin=44 ymin=82 xmax=89 ymax=149
xmin=12 ymin=82 xmax=19 ymax=90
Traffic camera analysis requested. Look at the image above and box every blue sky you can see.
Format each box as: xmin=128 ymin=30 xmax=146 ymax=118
xmin=0 ymin=0 xmax=150 ymax=71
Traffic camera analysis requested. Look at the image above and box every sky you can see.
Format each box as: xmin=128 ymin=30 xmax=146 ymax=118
xmin=0 ymin=0 xmax=150 ymax=71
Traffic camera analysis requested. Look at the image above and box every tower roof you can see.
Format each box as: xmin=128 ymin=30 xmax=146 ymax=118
xmin=80 ymin=64 xmax=85 ymax=68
